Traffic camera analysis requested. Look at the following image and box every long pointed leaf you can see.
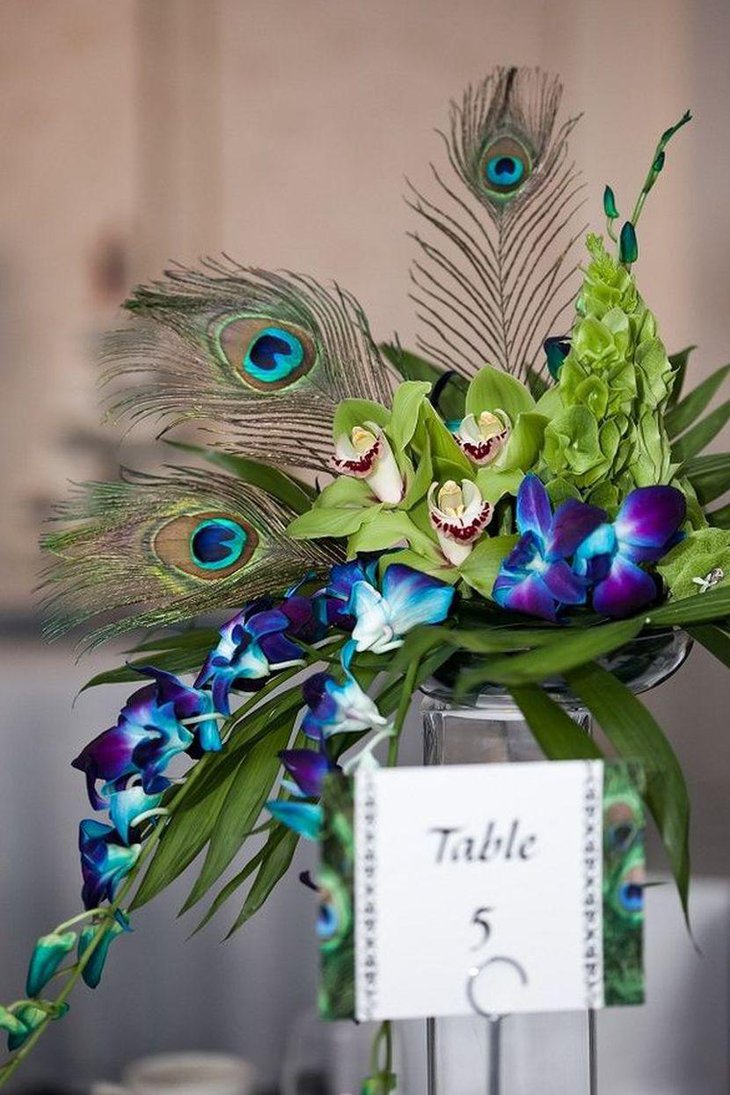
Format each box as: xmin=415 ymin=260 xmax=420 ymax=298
xmin=190 ymin=831 xmax=278 ymax=936
xmin=666 ymin=346 xmax=696 ymax=409
xmin=666 ymin=363 xmax=730 ymax=438
xmin=685 ymin=623 xmax=730 ymax=668
xmin=644 ymin=583 xmax=730 ymax=626
xmin=509 ymin=685 xmax=603 ymax=760
xmin=565 ymin=662 xmax=690 ymax=922
xmin=166 ymin=441 xmax=314 ymax=513
xmin=707 ymin=502 xmax=730 ymax=529
xmin=683 ymin=452 xmax=730 ymax=505
xmin=226 ymin=828 xmax=299 ymax=937
xmin=456 ymin=618 xmax=644 ymax=692
xmin=672 ymin=399 xmax=730 ymax=463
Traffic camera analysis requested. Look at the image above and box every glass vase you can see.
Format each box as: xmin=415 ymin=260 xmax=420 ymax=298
xmin=417 ymin=628 xmax=692 ymax=1095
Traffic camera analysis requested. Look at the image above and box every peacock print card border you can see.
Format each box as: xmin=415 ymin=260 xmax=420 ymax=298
xmin=319 ymin=760 xmax=645 ymax=1021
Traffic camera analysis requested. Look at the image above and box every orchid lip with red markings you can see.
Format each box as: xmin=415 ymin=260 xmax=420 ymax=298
xmin=428 ymin=480 xmax=493 ymax=565
xmin=332 ymin=422 xmax=404 ymax=503
xmin=454 ymin=411 xmax=510 ymax=466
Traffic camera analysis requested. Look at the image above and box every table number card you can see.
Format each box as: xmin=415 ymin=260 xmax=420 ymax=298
xmin=319 ymin=761 xmax=645 ymax=1023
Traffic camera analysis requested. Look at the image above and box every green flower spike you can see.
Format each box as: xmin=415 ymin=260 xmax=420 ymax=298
xmin=26 ymin=932 xmax=77 ymax=998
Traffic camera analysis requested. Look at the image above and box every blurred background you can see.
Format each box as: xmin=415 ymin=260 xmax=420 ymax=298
xmin=0 ymin=0 xmax=727 ymax=1092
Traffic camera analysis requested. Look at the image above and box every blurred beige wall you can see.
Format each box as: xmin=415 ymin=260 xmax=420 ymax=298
xmin=1 ymin=0 xmax=728 ymax=613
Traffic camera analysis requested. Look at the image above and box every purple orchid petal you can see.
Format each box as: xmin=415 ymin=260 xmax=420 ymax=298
xmin=259 ymin=631 xmax=304 ymax=665
xmin=502 ymin=531 xmax=542 ymax=573
xmin=496 ymin=572 xmax=557 ymax=621
xmin=515 ymin=474 xmax=553 ymax=540
xmin=281 ymin=594 xmax=326 ymax=642
xmin=245 ymin=607 xmax=292 ymax=639
xmin=302 ymin=671 xmax=330 ymax=710
xmin=592 ymin=555 xmax=659 ymax=618
xmin=540 ymin=560 xmax=588 ymax=605
xmin=280 ymin=749 xmax=333 ymax=797
xmin=614 ymin=486 xmax=686 ymax=555
xmin=547 ymin=499 xmax=607 ymax=559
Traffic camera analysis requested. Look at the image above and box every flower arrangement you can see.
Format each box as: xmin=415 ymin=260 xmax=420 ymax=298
xmin=1 ymin=68 xmax=728 ymax=1091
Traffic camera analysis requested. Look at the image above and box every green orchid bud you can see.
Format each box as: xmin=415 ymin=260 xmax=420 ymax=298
xmin=26 ymin=931 xmax=77 ymax=998
xmin=619 ymin=222 xmax=638 ymax=265
xmin=5 ymin=1002 xmax=68 ymax=1052
xmin=361 ymin=1072 xmax=397 ymax=1094
xmin=603 ymin=185 xmax=619 ymax=220
xmin=0 ymin=1007 xmax=26 ymax=1038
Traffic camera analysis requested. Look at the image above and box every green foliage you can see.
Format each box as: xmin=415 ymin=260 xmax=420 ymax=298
xmin=671 ymin=399 xmax=730 ymax=463
xmin=665 ymin=362 xmax=730 ymax=438
xmin=165 ymin=442 xmax=314 ymax=513
xmin=565 ymin=662 xmax=690 ymax=921
xmin=683 ymin=452 xmax=730 ymax=505
xmin=658 ymin=528 xmax=730 ymax=599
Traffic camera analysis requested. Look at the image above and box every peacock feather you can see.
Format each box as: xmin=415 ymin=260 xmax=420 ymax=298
xmin=408 ymin=66 xmax=586 ymax=385
xmin=40 ymin=467 xmax=343 ymax=647
xmin=104 ymin=258 xmax=395 ymax=471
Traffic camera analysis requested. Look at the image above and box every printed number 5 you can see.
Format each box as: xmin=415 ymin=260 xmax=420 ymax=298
xmin=471 ymin=906 xmax=494 ymax=949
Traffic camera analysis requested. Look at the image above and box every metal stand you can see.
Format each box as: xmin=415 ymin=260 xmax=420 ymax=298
xmin=421 ymin=687 xmax=598 ymax=1095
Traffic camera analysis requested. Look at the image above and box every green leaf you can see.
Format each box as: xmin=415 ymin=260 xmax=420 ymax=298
xmin=226 ymin=827 xmax=299 ymax=936
xmin=644 ymin=582 xmax=730 ymax=626
xmin=130 ymin=763 xmax=240 ymax=910
xmin=417 ymin=402 xmax=472 ymax=473
xmin=665 ymin=363 xmax=730 ymax=438
xmin=165 ymin=442 xmax=314 ymax=513
xmin=474 ymin=467 xmax=523 ymax=503
xmin=288 ymin=503 xmax=382 ymax=539
xmin=191 ymin=834 xmax=275 ymax=935
xmin=666 ymin=346 xmax=696 ymax=409
xmin=378 ymin=548 xmax=457 ymax=583
xmin=387 ymin=381 xmax=432 ymax=452
xmin=672 ymin=399 xmax=730 ymax=463
xmin=707 ymin=502 xmax=730 ymax=529
xmin=379 ymin=344 xmax=467 ymax=422
xmin=509 ymin=685 xmax=603 ymax=759
xmin=497 ymin=412 xmax=547 ymax=472
xmin=466 ymin=364 xmax=535 ymax=422
xmin=314 ymin=476 xmax=372 ymax=509
xmin=456 ymin=617 xmax=644 ymax=692
xmin=182 ymin=717 xmax=294 ymax=910
xmin=682 ymin=452 xmax=730 ymax=505
xmin=333 ymin=399 xmax=390 ymax=439
xmin=535 ymin=384 xmax=563 ymax=418
xmin=686 ymin=623 xmax=730 ymax=668
xmin=347 ymin=511 xmax=440 ymax=559
xmin=458 ymin=535 xmax=518 ymax=599
xmin=565 ymin=661 xmax=690 ymax=920
xmin=80 ymin=639 xmax=218 ymax=692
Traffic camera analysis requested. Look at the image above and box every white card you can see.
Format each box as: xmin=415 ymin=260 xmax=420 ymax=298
xmin=353 ymin=761 xmax=605 ymax=1021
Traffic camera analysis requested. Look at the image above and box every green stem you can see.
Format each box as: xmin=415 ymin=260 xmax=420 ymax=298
xmin=387 ymin=658 xmax=420 ymax=767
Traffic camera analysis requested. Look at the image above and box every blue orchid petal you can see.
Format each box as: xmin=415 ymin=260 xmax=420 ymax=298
xmin=515 ymin=474 xmax=553 ymax=540
xmin=280 ymin=749 xmax=333 ymax=797
xmin=573 ymin=523 xmax=618 ymax=574
xmin=109 ymin=785 xmax=163 ymax=845
xmin=266 ymin=800 xmax=323 ymax=840
xmin=592 ymin=555 xmax=658 ymax=617
xmin=380 ymin=565 xmax=455 ymax=634
xmin=540 ymin=560 xmax=588 ymax=605
xmin=496 ymin=572 xmax=557 ymax=621
xmin=614 ymin=486 xmax=686 ymax=554
xmin=547 ymin=499 xmax=607 ymax=560
xmin=502 ymin=530 xmax=543 ymax=573
xmin=79 ymin=820 xmax=140 ymax=909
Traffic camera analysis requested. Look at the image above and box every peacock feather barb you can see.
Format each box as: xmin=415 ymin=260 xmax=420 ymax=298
xmin=103 ymin=259 xmax=395 ymax=472
xmin=40 ymin=467 xmax=343 ymax=647
xmin=408 ymin=66 xmax=586 ymax=385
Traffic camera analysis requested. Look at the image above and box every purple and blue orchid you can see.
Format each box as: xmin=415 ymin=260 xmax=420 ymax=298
xmin=348 ymin=563 xmax=455 ymax=653
xmin=79 ymin=819 xmax=141 ymax=910
xmin=73 ymin=667 xmax=219 ymax=811
xmin=195 ymin=597 xmax=316 ymax=715
xmin=574 ymin=486 xmax=686 ymax=616
xmin=266 ymin=744 xmax=340 ymax=841
xmin=493 ymin=475 xmax=685 ymax=620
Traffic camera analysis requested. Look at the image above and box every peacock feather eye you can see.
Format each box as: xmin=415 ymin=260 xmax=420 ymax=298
xmin=480 ymin=135 xmax=532 ymax=198
xmin=214 ymin=315 xmax=316 ymax=391
xmin=154 ymin=512 xmax=258 ymax=580
xmin=189 ymin=518 xmax=248 ymax=571
xmin=316 ymin=865 xmax=351 ymax=954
